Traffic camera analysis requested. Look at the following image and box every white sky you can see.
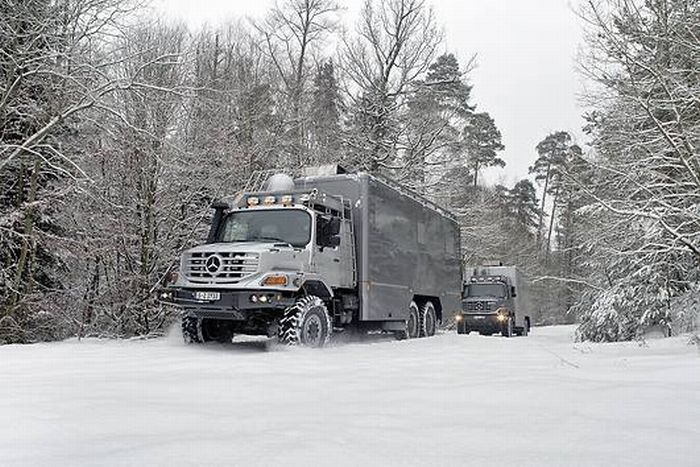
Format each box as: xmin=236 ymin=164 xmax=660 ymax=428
xmin=154 ymin=0 xmax=586 ymax=186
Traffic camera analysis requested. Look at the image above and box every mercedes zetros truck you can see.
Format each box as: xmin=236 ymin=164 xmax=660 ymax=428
xmin=456 ymin=264 xmax=533 ymax=337
xmin=160 ymin=165 xmax=462 ymax=347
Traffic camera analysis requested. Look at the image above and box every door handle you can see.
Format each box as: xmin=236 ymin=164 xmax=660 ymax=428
xmin=333 ymin=258 xmax=340 ymax=263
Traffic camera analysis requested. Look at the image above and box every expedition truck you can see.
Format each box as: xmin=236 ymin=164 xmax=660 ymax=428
xmin=455 ymin=265 xmax=532 ymax=337
xmin=160 ymin=165 xmax=462 ymax=347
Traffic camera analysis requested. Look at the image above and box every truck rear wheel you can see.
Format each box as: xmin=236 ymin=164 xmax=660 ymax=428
xmin=420 ymin=301 xmax=437 ymax=337
xmin=278 ymin=295 xmax=332 ymax=348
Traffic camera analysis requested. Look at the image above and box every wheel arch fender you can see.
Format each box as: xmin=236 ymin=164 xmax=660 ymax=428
xmin=300 ymin=278 xmax=334 ymax=300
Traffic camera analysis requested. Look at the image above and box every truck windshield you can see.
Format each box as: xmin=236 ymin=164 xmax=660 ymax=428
xmin=464 ymin=283 xmax=507 ymax=298
xmin=218 ymin=209 xmax=312 ymax=248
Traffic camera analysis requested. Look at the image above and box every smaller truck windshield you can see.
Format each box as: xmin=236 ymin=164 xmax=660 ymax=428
xmin=218 ymin=209 xmax=312 ymax=248
xmin=464 ymin=283 xmax=507 ymax=298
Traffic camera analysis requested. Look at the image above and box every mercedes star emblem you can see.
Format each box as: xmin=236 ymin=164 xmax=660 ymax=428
xmin=205 ymin=255 xmax=222 ymax=275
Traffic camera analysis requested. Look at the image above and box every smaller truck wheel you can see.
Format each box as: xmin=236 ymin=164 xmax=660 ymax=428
xmin=456 ymin=321 xmax=469 ymax=335
xmin=278 ymin=296 xmax=332 ymax=347
xmin=502 ymin=316 xmax=514 ymax=338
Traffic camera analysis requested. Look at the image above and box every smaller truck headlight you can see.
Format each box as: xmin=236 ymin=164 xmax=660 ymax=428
xmin=455 ymin=314 xmax=463 ymax=322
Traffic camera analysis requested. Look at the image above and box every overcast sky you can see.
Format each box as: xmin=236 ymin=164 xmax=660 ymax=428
xmin=155 ymin=0 xmax=586 ymax=186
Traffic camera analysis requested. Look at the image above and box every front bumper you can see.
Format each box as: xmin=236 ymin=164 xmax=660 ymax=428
xmin=457 ymin=313 xmax=506 ymax=332
xmin=158 ymin=288 xmax=295 ymax=320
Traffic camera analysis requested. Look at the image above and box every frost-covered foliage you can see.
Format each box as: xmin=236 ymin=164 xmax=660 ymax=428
xmin=0 ymin=0 xmax=517 ymax=343
xmin=573 ymin=0 xmax=700 ymax=341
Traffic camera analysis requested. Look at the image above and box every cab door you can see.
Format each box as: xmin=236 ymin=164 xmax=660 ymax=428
xmin=313 ymin=215 xmax=354 ymax=288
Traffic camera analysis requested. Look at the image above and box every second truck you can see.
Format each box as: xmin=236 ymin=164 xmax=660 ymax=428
xmin=160 ymin=165 xmax=462 ymax=346
xmin=456 ymin=264 xmax=533 ymax=337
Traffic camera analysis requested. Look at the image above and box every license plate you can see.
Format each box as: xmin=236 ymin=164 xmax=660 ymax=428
xmin=474 ymin=316 xmax=486 ymax=320
xmin=194 ymin=291 xmax=220 ymax=301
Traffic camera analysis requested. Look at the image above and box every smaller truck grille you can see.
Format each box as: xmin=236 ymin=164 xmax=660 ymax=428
xmin=464 ymin=301 xmax=494 ymax=312
xmin=184 ymin=251 xmax=260 ymax=284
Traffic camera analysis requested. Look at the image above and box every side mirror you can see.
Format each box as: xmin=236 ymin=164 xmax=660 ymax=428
xmin=328 ymin=217 xmax=341 ymax=236
xmin=206 ymin=201 xmax=229 ymax=243
xmin=511 ymin=286 xmax=517 ymax=297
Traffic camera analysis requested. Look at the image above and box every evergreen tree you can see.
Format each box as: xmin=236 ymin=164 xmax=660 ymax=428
xmin=529 ymin=131 xmax=581 ymax=252
xmin=462 ymin=112 xmax=505 ymax=186
xmin=310 ymin=60 xmax=343 ymax=164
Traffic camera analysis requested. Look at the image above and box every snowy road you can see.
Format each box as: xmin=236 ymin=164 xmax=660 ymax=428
xmin=1 ymin=326 xmax=698 ymax=466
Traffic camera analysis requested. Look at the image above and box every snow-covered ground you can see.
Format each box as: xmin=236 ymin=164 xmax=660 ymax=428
xmin=1 ymin=325 xmax=698 ymax=466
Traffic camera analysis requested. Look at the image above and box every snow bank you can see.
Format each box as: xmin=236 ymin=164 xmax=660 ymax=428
xmin=0 ymin=326 xmax=698 ymax=466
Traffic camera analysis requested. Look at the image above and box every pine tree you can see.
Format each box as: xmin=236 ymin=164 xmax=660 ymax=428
xmin=462 ymin=112 xmax=505 ymax=186
xmin=310 ymin=60 xmax=343 ymax=164
xmin=529 ymin=131 xmax=581 ymax=253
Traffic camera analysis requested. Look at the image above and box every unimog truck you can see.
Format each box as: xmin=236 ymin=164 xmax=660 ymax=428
xmin=456 ymin=265 xmax=533 ymax=337
xmin=160 ymin=165 xmax=462 ymax=347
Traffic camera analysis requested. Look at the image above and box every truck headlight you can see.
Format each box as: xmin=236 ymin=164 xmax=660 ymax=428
xmin=261 ymin=274 xmax=288 ymax=286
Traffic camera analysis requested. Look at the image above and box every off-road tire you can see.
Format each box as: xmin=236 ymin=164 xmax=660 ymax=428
xmin=502 ymin=316 xmax=514 ymax=338
xmin=397 ymin=301 xmax=421 ymax=340
xmin=278 ymin=295 xmax=332 ymax=347
xmin=420 ymin=301 xmax=437 ymax=337
xmin=182 ymin=316 xmax=202 ymax=344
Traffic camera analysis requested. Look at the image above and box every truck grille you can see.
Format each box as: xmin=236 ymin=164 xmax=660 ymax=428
xmin=184 ymin=251 xmax=260 ymax=284
xmin=464 ymin=301 xmax=494 ymax=312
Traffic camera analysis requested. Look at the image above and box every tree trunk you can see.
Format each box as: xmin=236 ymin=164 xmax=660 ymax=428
xmin=546 ymin=185 xmax=560 ymax=257
xmin=11 ymin=158 xmax=41 ymax=308
xmin=536 ymin=163 xmax=551 ymax=249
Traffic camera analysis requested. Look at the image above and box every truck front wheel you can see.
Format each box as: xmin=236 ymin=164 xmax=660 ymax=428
xmin=278 ymin=296 xmax=332 ymax=348
xmin=182 ymin=316 xmax=202 ymax=343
